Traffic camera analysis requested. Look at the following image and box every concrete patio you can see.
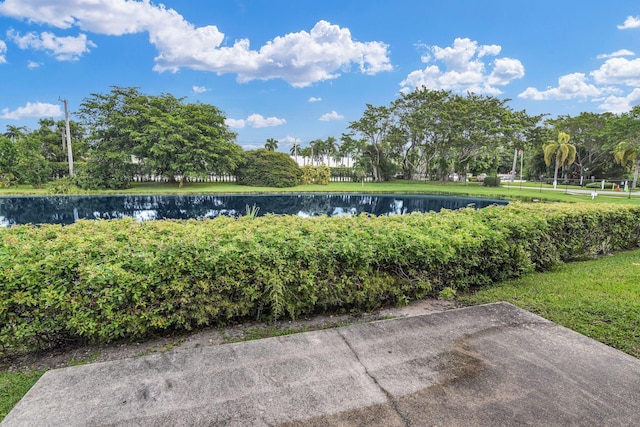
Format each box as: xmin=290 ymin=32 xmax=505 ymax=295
xmin=3 ymin=302 xmax=640 ymax=426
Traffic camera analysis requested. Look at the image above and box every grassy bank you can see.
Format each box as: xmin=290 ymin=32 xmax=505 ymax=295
xmin=460 ymin=249 xmax=640 ymax=358
xmin=2 ymin=180 xmax=640 ymax=205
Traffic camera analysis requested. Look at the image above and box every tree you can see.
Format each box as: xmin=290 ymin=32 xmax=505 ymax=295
xmin=290 ymin=142 xmax=301 ymax=164
xmin=265 ymin=138 xmax=278 ymax=151
xmin=3 ymin=125 xmax=27 ymax=141
xmin=30 ymin=118 xmax=88 ymax=179
xmin=0 ymin=135 xmax=17 ymax=174
xmin=614 ymin=140 xmax=640 ymax=189
xmin=323 ymin=136 xmax=338 ymax=166
xmin=77 ymin=87 xmax=242 ymax=188
xmin=0 ymin=128 xmax=52 ymax=186
xmin=309 ymin=139 xmax=324 ymax=166
xmin=346 ymin=104 xmax=392 ymax=181
xmin=546 ymin=112 xmax=617 ymax=180
xmin=543 ymin=131 xmax=576 ymax=188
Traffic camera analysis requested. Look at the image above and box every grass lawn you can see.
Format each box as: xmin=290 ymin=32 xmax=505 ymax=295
xmin=0 ymin=370 xmax=45 ymax=421
xmin=460 ymin=249 xmax=640 ymax=359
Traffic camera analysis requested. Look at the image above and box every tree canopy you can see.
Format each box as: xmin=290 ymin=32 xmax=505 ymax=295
xmin=77 ymin=86 xmax=242 ymax=188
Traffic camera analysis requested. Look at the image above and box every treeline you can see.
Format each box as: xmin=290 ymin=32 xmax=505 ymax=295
xmin=2 ymin=87 xmax=640 ymax=189
xmin=1 ymin=87 xmax=243 ymax=189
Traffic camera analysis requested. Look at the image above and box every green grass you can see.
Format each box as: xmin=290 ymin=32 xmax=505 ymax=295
xmin=2 ymin=180 xmax=640 ymax=205
xmin=0 ymin=370 xmax=45 ymax=421
xmin=460 ymin=249 xmax=640 ymax=359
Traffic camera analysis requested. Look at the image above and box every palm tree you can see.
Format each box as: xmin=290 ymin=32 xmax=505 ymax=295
xmin=264 ymin=138 xmax=278 ymax=151
xmin=289 ymin=142 xmax=301 ymax=164
xmin=614 ymin=140 xmax=640 ymax=189
xmin=300 ymin=146 xmax=312 ymax=165
xmin=3 ymin=125 xmax=27 ymax=141
xmin=543 ymin=131 xmax=576 ymax=189
xmin=324 ymin=136 xmax=338 ymax=166
xmin=309 ymin=139 xmax=324 ymax=166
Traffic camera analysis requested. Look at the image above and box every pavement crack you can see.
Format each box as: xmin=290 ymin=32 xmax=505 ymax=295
xmin=337 ymin=329 xmax=411 ymax=427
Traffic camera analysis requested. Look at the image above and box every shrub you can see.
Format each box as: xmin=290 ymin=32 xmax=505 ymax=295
xmin=74 ymin=153 xmax=134 ymax=190
xmin=1 ymin=203 xmax=638 ymax=355
xmin=0 ymin=173 xmax=16 ymax=188
xmin=235 ymin=149 xmax=302 ymax=188
xmin=483 ymin=175 xmax=501 ymax=187
xmin=301 ymin=165 xmax=330 ymax=185
xmin=46 ymin=177 xmax=82 ymax=194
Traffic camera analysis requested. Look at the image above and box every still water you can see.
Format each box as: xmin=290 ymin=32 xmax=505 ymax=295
xmin=0 ymin=193 xmax=508 ymax=227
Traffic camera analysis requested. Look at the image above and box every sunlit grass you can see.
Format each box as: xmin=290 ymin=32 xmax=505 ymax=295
xmin=460 ymin=249 xmax=640 ymax=358
xmin=2 ymin=180 xmax=640 ymax=205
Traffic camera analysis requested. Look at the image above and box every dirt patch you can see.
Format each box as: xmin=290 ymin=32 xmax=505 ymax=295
xmin=1 ymin=299 xmax=458 ymax=372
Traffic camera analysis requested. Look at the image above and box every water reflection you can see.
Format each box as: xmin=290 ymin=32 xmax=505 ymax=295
xmin=0 ymin=193 xmax=507 ymax=227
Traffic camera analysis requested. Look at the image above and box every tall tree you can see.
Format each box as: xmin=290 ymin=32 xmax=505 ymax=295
xmin=78 ymin=86 xmax=242 ymax=188
xmin=543 ymin=131 xmax=576 ymax=187
xmin=289 ymin=142 xmax=301 ymax=163
xmin=347 ymin=104 xmax=392 ymax=181
xmin=324 ymin=136 xmax=338 ymax=166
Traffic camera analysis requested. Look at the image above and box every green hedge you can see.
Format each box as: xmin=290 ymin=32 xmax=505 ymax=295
xmin=483 ymin=175 xmax=501 ymax=187
xmin=1 ymin=203 xmax=639 ymax=355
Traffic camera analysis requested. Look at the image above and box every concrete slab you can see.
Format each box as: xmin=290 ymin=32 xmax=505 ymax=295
xmin=3 ymin=302 xmax=640 ymax=426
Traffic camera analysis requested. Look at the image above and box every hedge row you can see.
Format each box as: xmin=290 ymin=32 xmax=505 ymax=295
xmin=1 ymin=203 xmax=639 ymax=355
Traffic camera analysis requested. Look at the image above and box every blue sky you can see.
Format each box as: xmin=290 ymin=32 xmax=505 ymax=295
xmin=1 ymin=1 xmax=639 ymax=152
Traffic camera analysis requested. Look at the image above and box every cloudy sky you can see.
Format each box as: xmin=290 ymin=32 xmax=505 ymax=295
xmin=1 ymin=0 xmax=639 ymax=151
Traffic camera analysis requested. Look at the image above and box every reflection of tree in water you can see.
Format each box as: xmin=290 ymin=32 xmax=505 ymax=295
xmin=0 ymin=194 xmax=507 ymax=226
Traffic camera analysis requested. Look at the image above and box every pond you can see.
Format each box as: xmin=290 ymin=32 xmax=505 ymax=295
xmin=0 ymin=193 xmax=508 ymax=227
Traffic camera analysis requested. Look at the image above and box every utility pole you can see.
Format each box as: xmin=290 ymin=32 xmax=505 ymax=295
xmin=60 ymin=97 xmax=74 ymax=176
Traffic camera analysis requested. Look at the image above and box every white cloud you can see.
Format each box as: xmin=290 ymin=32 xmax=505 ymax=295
xmin=280 ymin=136 xmax=301 ymax=143
xmin=308 ymin=97 xmax=322 ymax=102
xmin=488 ymin=57 xmax=525 ymax=86
xmin=0 ymin=40 xmax=6 ymax=63
xmin=224 ymin=118 xmax=245 ymax=128
xmin=7 ymin=29 xmax=96 ymax=60
xmin=27 ymin=60 xmax=41 ymax=69
xmin=192 ymin=85 xmax=208 ymax=94
xmin=598 ymin=88 xmax=640 ymax=113
xmin=246 ymin=113 xmax=286 ymax=128
xmin=400 ymin=38 xmax=524 ymax=94
xmin=518 ymin=73 xmax=605 ymax=100
xmin=591 ymin=57 xmax=640 ymax=86
xmin=1 ymin=101 xmax=62 ymax=119
xmin=319 ymin=111 xmax=344 ymax=121
xmin=0 ymin=1 xmax=392 ymax=86
xmin=279 ymin=135 xmax=301 ymax=148
xmin=226 ymin=113 xmax=286 ymax=129
xmin=597 ymin=49 xmax=635 ymax=59
xmin=618 ymin=16 xmax=640 ymax=30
